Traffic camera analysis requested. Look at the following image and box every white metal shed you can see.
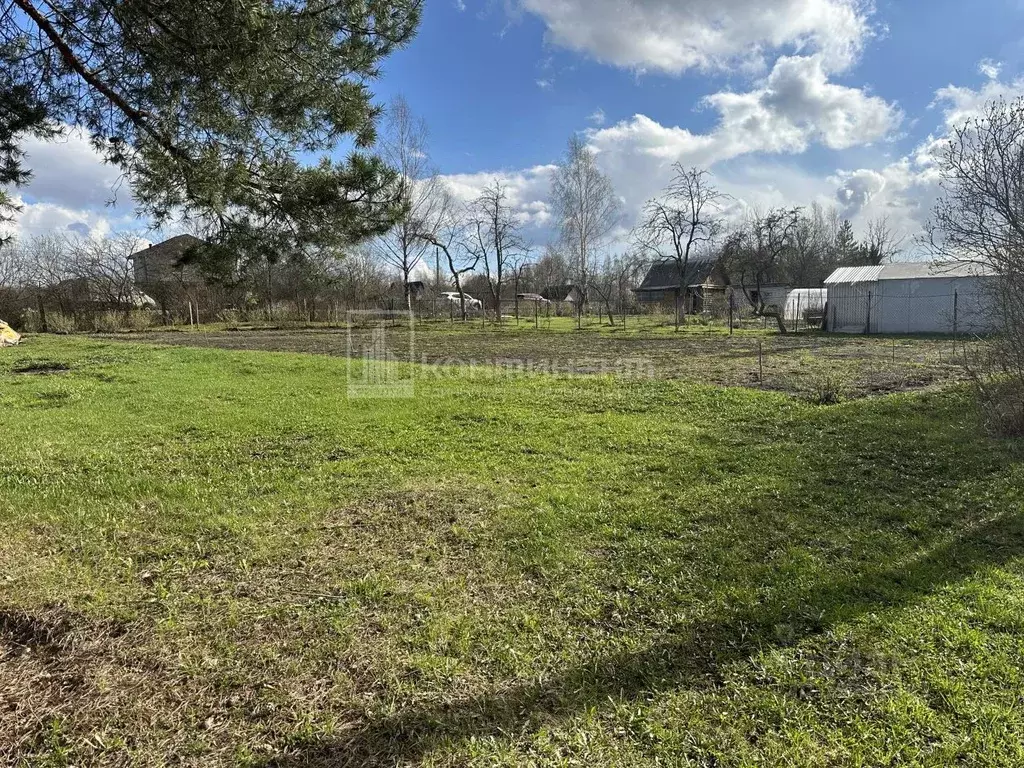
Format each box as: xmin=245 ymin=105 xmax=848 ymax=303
xmin=824 ymin=262 xmax=999 ymax=334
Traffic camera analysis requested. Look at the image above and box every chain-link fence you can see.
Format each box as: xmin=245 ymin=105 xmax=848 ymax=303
xmin=828 ymin=283 xmax=997 ymax=335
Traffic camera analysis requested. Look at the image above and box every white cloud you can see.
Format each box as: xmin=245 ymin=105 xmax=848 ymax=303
xmin=536 ymin=78 xmax=553 ymax=90
xmin=587 ymin=108 xmax=607 ymax=126
xmin=708 ymin=55 xmax=900 ymax=152
xmin=442 ymin=52 xmax=899 ymax=248
xmin=0 ymin=126 xmax=141 ymax=242
xmin=1 ymin=197 xmax=135 ymax=241
xmin=930 ymin=72 xmax=1024 ymax=132
xmin=979 ymin=59 xmax=1002 ymax=80
xmin=519 ymin=0 xmax=871 ymax=75
xmin=829 ymin=70 xmax=1024 ymax=246
xmin=19 ymin=128 xmax=126 ymax=211
xmin=440 ymin=66 xmax=1024 ymax=255
xmin=587 ymin=54 xmax=898 ymax=170
xmin=441 ymin=164 xmax=557 ymax=229
xmin=832 ymin=167 xmax=887 ymax=213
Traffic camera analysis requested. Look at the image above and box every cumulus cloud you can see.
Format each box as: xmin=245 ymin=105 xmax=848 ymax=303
xmin=829 ymin=69 xmax=1024 ymax=245
xmin=0 ymin=196 xmax=135 ymax=241
xmin=587 ymin=54 xmax=898 ymax=171
xmin=519 ymin=0 xmax=871 ymax=75
xmin=19 ymin=128 xmax=125 ymax=211
xmin=443 ymin=64 xmax=1024 ymax=255
xmin=930 ymin=71 xmax=1024 ymax=133
xmin=587 ymin=108 xmax=607 ymax=126
xmin=834 ymin=168 xmax=887 ymax=214
xmin=708 ymin=55 xmax=900 ymax=152
xmin=441 ymin=164 xmax=557 ymax=229
xmin=0 ymin=126 xmax=141 ymax=242
xmin=979 ymin=59 xmax=1002 ymax=80
xmin=442 ymin=52 xmax=899 ymax=247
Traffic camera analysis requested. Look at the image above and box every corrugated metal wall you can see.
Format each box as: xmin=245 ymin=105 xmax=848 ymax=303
xmin=828 ymin=277 xmax=999 ymax=334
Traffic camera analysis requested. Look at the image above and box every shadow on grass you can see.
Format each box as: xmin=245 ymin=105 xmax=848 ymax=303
xmin=267 ymin=397 xmax=1024 ymax=767
xmin=267 ymin=511 xmax=1024 ymax=767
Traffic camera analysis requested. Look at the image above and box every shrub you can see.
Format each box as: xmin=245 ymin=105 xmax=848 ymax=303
xmin=807 ymin=370 xmax=848 ymax=405
xmin=218 ymin=308 xmax=243 ymax=325
xmin=126 ymin=310 xmax=156 ymax=331
xmin=91 ymin=311 xmax=124 ymax=333
xmin=976 ymin=377 xmax=1024 ymax=437
xmin=46 ymin=312 xmax=77 ymax=334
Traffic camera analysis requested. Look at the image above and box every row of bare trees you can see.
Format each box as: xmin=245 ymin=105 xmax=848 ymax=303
xmin=0 ymin=234 xmax=143 ymax=318
xmin=366 ymin=97 xmax=909 ymax=329
xmin=367 ymin=101 xmax=626 ymax=324
xmin=0 ymin=95 xmax=912 ymax=331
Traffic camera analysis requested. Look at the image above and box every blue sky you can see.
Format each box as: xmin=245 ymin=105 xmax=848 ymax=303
xmin=9 ymin=0 xmax=1024 ymax=248
xmin=373 ymin=0 xmax=1024 ymax=170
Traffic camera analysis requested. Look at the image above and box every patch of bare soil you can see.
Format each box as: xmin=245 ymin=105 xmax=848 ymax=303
xmin=106 ymin=326 xmax=971 ymax=399
xmin=11 ymin=360 xmax=71 ymax=375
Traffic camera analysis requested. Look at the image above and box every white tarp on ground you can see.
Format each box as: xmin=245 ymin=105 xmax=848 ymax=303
xmin=824 ymin=262 xmax=999 ymax=334
xmin=0 ymin=320 xmax=21 ymax=346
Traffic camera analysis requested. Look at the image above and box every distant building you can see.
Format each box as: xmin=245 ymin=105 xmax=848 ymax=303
xmin=539 ymin=284 xmax=584 ymax=304
xmin=824 ymin=262 xmax=999 ymax=334
xmin=632 ymin=257 xmax=728 ymax=313
xmin=130 ymin=235 xmax=206 ymax=293
xmin=129 ymin=235 xmax=227 ymax=317
xmin=389 ymin=280 xmax=427 ymax=302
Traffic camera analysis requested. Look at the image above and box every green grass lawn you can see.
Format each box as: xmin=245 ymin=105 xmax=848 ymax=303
xmin=118 ymin=321 xmax=971 ymax=401
xmin=2 ymin=336 xmax=1023 ymax=766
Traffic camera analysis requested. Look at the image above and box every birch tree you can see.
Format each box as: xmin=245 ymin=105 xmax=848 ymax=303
xmin=550 ymin=135 xmax=621 ymax=325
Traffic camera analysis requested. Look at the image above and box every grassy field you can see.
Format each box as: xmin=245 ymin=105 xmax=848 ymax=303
xmin=2 ymin=334 xmax=1024 ymax=766
xmin=116 ymin=320 xmax=974 ymax=400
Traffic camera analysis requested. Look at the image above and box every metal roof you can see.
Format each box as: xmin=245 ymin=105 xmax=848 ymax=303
xmin=823 ymin=266 xmax=884 ymax=284
xmin=824 ymin=261 xmax=997 ymax=284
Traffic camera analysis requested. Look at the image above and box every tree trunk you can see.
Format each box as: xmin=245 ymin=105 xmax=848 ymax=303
xmin=763 ymin=309 xmax=788 ymax=334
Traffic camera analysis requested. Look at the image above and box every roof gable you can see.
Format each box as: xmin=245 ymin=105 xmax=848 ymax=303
xmin=131 ymin=235 xmax=205 ymax=267
xmin=636 ymin=257 xmax=719 ymax=291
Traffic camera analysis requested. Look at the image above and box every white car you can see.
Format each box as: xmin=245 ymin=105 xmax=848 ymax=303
xmin=440 ymin=292 xmax=482 ymax=309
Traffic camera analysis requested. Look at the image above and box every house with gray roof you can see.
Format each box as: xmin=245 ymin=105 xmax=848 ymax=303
xmin=632 ymin=256 xmax=728 ymax=313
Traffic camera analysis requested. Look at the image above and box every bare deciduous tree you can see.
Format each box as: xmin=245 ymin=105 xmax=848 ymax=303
xmin=722 ymin=207 xmax=801 ymax=333
xmin=590 ymin=251 xmax=647 ymax=327
xmin=467 ymin=180 xmax=523 ymax=322
xmin=927 ymin=96 xmax=1024 ymax=432
xmin=551 ymin=135 xmax=621 ymax=326
xmin=861 ymin=215 xmax=905 ymax=265
xmin=372 ymin=97 xmax=444 ymax=314
xmin=413 ymin=185 xmax=482 ymax=321
xmin=635 ymin=165 xmax=726 ymax=329
xmin=66 ymin=233 xmax=145 ymax=307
